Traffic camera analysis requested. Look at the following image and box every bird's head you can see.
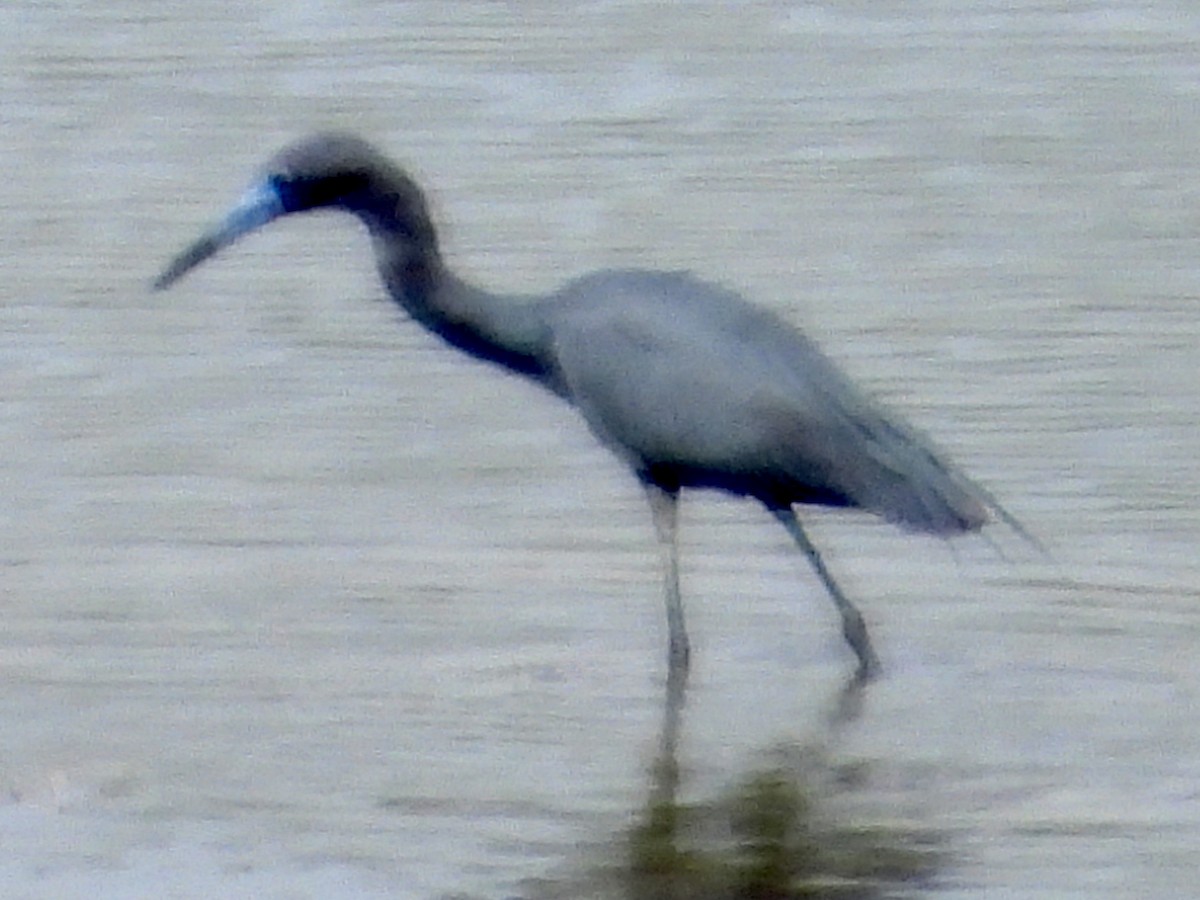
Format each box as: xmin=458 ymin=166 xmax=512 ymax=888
xmin=153 ymin=132 xmax=432 ymax=291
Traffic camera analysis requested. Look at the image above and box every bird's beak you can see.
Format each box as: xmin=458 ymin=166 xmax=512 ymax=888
xmin=152 ymin=179 xmax=285 ymax=291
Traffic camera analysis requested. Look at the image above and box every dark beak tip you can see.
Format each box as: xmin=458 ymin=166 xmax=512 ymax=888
xmin=150 ymin=265 xmax=183 ymax=292
xmin=150 ymin=233 xmax=225 ymax=294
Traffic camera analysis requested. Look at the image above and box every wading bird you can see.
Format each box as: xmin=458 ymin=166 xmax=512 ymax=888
xmin=154 ymin=132 xmax=1029 ymax=683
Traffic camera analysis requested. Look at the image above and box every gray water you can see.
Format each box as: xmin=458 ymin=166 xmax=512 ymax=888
xmin=2 ymin=2 xmax=1198 ymax=897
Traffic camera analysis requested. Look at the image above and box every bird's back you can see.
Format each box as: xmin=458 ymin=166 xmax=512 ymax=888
xmin=542 ymin=270 xmax=992 ymax=535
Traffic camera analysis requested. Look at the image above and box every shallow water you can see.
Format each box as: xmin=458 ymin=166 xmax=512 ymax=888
xmin=2 ymin=2 xmax=1199 ymax=897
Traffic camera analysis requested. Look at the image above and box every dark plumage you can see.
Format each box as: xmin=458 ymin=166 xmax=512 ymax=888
xmin=154 ymin=132 xmax=1031 ymax=682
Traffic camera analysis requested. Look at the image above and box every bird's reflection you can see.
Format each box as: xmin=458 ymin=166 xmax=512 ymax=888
xmin=619 ymin=670 xmax=941 ymax=900
xmin=824 ymin=665 xmax=873 ymax=729
xmin=649 ymin=664 xmax=867 ymax=820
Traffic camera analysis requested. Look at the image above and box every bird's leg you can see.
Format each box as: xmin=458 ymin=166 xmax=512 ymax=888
xmin=770 ymin=507 xmax=881 ymax=681
xmin=644 ymin=482 xmax=690 ymax=680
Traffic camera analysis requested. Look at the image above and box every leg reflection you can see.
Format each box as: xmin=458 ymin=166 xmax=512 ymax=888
xmin=824 ymin=662 xmax=874 ymax=729
xmin=653 ymin=663 xmax=687 ymax=810
xmin=629 ymin=666 xmax=689 ymax=894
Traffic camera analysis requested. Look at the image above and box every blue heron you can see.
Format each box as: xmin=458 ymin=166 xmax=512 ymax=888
xmin=154 ymin=133 xmax=1031 ymax=682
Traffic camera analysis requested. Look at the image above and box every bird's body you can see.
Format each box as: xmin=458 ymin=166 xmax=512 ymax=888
xmin=539 ymin=269 xmax=989 ymax=531
xmin=154 ymin=132 xmax=1028 ymax=682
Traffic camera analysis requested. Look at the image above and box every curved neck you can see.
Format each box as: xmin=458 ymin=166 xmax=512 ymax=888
xmin=364 ymin=219 xmax=551 ymax=380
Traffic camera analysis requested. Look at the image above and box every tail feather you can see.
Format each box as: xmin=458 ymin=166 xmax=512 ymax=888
xmin=830 ymin=411 xmax=1040 ymax=549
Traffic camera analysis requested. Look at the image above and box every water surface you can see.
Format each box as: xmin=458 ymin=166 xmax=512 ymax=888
xmin=2 ymin=2 xmax=1198 ymax=897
